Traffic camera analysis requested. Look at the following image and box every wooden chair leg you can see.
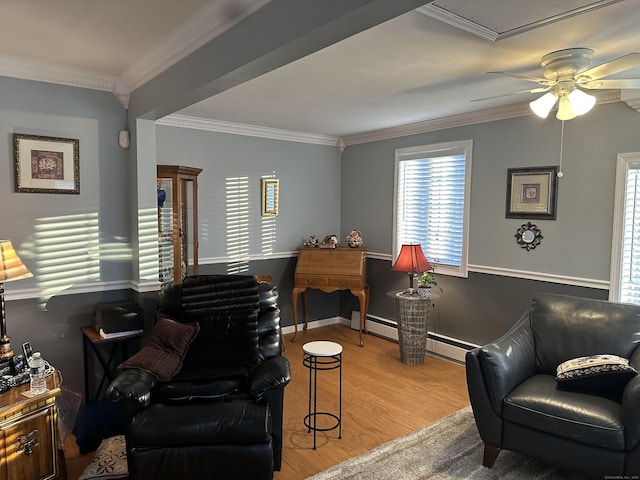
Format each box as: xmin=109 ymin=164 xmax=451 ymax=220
xmin=483 ymin=444 xmax=501 ymax=468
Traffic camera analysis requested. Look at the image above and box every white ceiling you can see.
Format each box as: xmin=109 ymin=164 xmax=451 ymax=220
xmin=2 ymin=0 xmax=640 ymax=140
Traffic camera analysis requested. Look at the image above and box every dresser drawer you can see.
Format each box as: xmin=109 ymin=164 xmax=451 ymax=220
xmin=296 ymin=275 xmax=329 ymax=287
xmin=329 ymin=277 xmax=363 ymax=289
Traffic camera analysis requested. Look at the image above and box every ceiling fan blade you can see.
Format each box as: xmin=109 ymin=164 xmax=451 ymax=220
xmin=578 ymin=53 xmax=640 ymax=81
xmin=581 ymin=78 xmax=640 ymax=89
xmin=471 ymin=86 xmax=551 ymax=102
xmin=487 ymin=71 xmax=551 ymax=85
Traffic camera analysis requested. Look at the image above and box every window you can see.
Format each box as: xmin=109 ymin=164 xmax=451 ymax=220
xmin=393 ymin=140 xmax=472 ymax=277
xmin=610 ymin=152 xmax=640 ymax=303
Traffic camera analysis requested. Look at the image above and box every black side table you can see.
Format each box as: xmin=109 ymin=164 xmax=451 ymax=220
xmin=81 ymin=326 xmax=142 ymax=403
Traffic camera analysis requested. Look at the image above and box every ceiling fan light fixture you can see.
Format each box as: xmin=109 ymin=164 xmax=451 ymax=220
xmin=568 ymin=89 xmax=596 ymax=116
xmin=530 ymin=92 xmax=557 ymax=118
xmin=556 ymin=95 xmax=576 ymax=121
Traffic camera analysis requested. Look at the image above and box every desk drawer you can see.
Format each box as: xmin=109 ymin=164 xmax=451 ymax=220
xmin=329 ymin=277 xmax=363 ymax=289
xmin=296 ymin=275 xmax=329 ymax=287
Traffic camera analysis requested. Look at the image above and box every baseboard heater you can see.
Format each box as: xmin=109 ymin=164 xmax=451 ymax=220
xmin=349 ymin=311 xmax=479 ymax=364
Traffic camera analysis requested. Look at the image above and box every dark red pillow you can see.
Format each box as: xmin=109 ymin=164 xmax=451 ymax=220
xmin=118 ymin=314 xmax=199 ymax=381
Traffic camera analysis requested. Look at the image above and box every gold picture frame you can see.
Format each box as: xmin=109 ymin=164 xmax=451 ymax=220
xmin=261 ymin=178 xmax=279 ymax=216
xmin=14 ymin=133 xmax=80 ymax=194
xmin=506 ymin=166 xmax=558 ymax=219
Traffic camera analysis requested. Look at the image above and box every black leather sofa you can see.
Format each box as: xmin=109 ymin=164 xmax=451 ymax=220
xmin=466 ymin=293 xmax=640 ymax=477
xmin=107 ymin=275 xmax=291 ymax=480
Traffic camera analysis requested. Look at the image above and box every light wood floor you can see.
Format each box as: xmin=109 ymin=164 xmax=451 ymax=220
xmin=64 ymin=324 xmax=470 ymax=479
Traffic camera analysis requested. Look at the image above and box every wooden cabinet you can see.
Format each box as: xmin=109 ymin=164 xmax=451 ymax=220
xmin=0 ymin=372 xmax=62 ymax=480
xmin=157 ymin=165 xmax=202 ymax=285
xmin=292 ymin=247 xmax=369 ymax=346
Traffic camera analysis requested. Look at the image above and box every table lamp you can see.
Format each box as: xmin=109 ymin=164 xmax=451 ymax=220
xmin=0 ymin=240 xmax=33 ymax=361
xmin=391 ymin=244 xmax=432 ymax=295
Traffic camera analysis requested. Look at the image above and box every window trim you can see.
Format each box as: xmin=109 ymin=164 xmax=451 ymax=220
xmin=393 ymin=139 xmax=473 ymax=278
xmin=609 ymin=152 xmax=640 ymax=302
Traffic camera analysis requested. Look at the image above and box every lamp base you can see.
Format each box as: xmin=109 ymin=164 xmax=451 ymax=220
xmin=402 ymin=288 xmax=418 ymax=296
xmin=0 ymin=336 xmax=14 ymax=361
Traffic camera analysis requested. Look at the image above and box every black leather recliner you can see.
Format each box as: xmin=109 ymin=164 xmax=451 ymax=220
xmin=106 ymin=275 xmax=291 ymax=480
xmin=466 ymin=293 xmax=640 ymax=477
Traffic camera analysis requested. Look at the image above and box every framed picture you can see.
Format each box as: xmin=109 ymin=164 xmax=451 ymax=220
xmin=506 ymin=166 xmax=558 ymax=219
xmin=14 ymin=133 xmax=80 ymax=194
xmin=261 ymin=178 xmax=279 ymax=216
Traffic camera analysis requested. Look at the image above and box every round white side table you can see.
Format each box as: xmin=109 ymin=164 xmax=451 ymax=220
xmin=302 ymin=341 xmax=343 ymax=449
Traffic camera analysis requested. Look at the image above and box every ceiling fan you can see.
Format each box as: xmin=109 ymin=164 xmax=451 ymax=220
xmin=479 ymin=48 xmax=640 ymax=120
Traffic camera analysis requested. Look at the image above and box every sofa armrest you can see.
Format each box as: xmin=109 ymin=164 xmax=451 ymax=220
xmin=623 ymin=345 xmax=640 ymax=448
xmin=477 ymin=312 xmax=536 ymax=415
xmin=106 ymin=368 xmax=157 ymax=408
xmin=249 ymin=356 xmax=291 ymax=398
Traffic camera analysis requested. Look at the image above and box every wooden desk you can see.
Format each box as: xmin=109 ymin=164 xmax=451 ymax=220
xmin=0 ymin=370 xmax=62 ymax=480
xmin=292 ymin=247 xmax=369 ymax=346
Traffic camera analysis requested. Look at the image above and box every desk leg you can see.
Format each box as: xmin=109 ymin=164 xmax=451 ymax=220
xmin=302 ymin=289 xmax=309 ymax=331
xmin=357 ymin=289 xmax=367 ymax=347
xmin=291 ymin=287 xmax=302 ymax=342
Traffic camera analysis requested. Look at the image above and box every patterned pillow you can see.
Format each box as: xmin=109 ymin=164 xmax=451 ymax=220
xmin=79 ymin=435 xmax=128 ymax=480
xmin=556 ymin=354 xmax=637 ymax=392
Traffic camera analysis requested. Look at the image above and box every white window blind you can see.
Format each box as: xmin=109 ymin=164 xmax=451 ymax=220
xmin=611 ymin=153 xmax=640 ymax=303
xmin=394 ymin=140 xmax=472 ymax=277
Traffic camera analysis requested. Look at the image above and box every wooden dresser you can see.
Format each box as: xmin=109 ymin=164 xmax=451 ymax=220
xmin=292 ymin=247 xmax=369 ymax=346
xmin=0 ymin=371 xmax=63 ymax=480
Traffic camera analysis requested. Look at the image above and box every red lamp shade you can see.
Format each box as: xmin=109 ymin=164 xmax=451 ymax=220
xmin=391 ymin=244 xmax=432 ymax=293
xmin=391 ymin=244 xmax=432 ymax=274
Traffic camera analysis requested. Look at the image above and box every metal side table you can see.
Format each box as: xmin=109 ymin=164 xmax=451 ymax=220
xmin=302 ymin=341 xmax=342 ymax=449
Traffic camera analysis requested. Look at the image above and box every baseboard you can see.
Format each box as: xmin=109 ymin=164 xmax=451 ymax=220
xmin=283 ymin=312 xmax=478 ymax=364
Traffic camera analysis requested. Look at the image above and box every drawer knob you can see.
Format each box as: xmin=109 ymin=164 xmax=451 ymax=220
xmin=16 ymin=428 xmax=39 ymax=456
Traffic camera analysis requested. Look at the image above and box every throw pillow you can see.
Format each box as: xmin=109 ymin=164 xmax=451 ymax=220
xmin=79 ymin=434 xmax=128 ymax=480
xmin=118 ymin=314 xmax=199 ymax=381
xmin=556 ymin=354 xmax=637 ymax=392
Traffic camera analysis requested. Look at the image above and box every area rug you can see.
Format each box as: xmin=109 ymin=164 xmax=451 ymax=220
xmin=306 ymin=407 xmax=593 ymax=480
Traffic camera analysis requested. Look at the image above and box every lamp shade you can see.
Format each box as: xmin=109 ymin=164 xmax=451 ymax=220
xmin=530 ymin=92 xmax=557 ymax=119
xmin=568 ymin=89 xmax=596 ymax=116
xmin=391 ymin=244 xmax=432 ymax=274
xmin=556 ymin=95 xmax=576 ymax=121
xmin=0 ymin=240 xmax=32 ymax=282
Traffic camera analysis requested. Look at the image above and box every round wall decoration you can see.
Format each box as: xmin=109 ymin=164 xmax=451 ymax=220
xmin=515 ymin=222 xmax=543 ymax=251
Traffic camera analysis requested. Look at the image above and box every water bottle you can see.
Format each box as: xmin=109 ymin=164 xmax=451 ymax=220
xmin=29 ymin=352 xmax=47 ymax=395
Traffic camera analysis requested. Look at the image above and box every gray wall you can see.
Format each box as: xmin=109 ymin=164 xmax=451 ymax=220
xmin=0 ymin=75 xmax=133 ymax=394
xmin=340 ymin=101 xmax=640 ymax=344
xmin=155 ymin=125 xmax=342 ymax=258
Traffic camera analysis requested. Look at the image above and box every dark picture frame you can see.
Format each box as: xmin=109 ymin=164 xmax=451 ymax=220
xmin=506 ymin=166 xmax=558 ymax=219
xmin=14 ymin=133 xmax=80 ymax=194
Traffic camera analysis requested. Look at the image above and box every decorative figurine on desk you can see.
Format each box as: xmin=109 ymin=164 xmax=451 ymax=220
xmin=320 ymin=234 xmax=339 ymax=248
xmin=304 ymin=235 xmax=319 ymax=247
xmin=346 ymin=230 xmax=363 ymax=248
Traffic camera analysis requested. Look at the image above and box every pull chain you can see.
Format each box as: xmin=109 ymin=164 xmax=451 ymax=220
xmin=558 ymin=120 xmax=565 ymax=178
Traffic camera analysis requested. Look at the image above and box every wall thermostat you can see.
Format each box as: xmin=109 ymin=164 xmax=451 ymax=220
xmin=118 ymin=130 xmax=130 ymax=149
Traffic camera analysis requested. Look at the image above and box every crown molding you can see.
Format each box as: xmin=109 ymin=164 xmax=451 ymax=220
xmin=417 ymin=1 xmax=625 ymax=41
xmin=621 ymin=89 xmax=640 ymax=112
xmin=416 ymin=4 xmax=498 ymax=41
xmin=0 ymin=53 xmax=117 ymax=92
xmin=119 ymin=0 xmax=271 ymax=94
xmin=341 ymin=90 xmax=623 ymax=146
xmin=0 ymin=0 xmax=269 ymax=107
xmin=157 ymin=114 xmax=339 ymax=146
